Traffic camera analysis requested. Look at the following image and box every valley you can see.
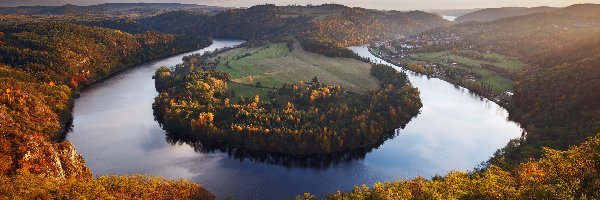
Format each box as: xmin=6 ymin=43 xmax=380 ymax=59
xmin=0 ymin=2 xmax=599 ymax=200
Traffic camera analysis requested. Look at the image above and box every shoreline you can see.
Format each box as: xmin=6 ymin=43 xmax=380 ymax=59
xmin=366 ymin=47 xmax=512 ymax=109
xmin=57 ymin=40 xmax=214 ymax=142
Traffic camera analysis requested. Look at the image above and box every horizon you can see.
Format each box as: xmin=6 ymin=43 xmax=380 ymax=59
xmin=1 ymin=0 xmax=599 ymax=11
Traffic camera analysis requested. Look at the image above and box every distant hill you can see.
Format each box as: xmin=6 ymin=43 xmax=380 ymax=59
xmin=0 ymin=3 xmax=226 ymax=16
xmin=88 ymin=4 xmax=448 ymax=46
xmin=33 ymin=4 xmax=90 ymax=15
xmin=180 ymin=4 xmax=449 ymax=43
xmin=89 ymin=3 xmax=211 ymax=10
xmin=455 ymin=6 xmax=559 ymax=23
xmin=4 ymin=3 xmax=448 ymax=46
xmin=427 ymin=8 xmax=482 ymax=18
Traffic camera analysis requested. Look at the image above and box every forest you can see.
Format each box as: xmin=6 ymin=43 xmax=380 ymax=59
xmin=298 ymin=37 xmax=370 ymax=61
xmin=0 ymin=21 xmax=214 ymax=198
xmin=153 ymin=58 xmax=422 ymax=154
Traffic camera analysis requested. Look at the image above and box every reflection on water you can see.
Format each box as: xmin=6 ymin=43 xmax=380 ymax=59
xmin=164 ymin=129 xmax=403 ymax=169
xmin=68 ymin=41 xmax=523 ymax=200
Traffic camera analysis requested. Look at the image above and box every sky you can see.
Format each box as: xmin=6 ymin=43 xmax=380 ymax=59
xmin=1 ymin=0 xmax=599 ymax=10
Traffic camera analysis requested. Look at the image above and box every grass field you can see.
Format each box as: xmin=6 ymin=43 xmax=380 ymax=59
xmin=412 ymin=50 xmax=524 ymax=72
xmin=227 ymin=82 xmax=274 ymax=102
xmin=409 ymin=50 xmax=524 ymax=93
xmin=482 ymin=75 xmax=514 ymax=92
xmin=215 ymin=42 xmax=379 ymax=98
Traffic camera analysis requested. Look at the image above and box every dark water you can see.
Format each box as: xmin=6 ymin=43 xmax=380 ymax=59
xmin=67 ymin=40 xmax=522 ymax=200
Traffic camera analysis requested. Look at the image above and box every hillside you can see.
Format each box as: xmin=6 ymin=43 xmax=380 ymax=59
xmin=0 ymin=22 xmax=213 ymax=198
xmin=384 ymin=4 xmax=600 ymax=166
xmin=455 ymin=6 xmax=558 ymax=23
xmin=0 ymin=22 xmax=210 ymax=88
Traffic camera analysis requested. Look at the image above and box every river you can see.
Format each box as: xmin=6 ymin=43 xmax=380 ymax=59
xmin=67 ymin=40 xmax=522 ymax=199
xmin=443 ymin=15 xmax=457 ymax=21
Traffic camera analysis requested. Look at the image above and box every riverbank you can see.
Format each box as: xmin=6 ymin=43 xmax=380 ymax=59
xmin=58 ymin=39 xmax=215 ymax=140
xmin=368 ymin=47 xmax=516 ymax=108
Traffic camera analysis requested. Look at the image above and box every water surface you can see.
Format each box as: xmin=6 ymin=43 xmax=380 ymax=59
xmin=443 ymin=15 xmax=458 ymax=21
xmin=68 ymin=41 xmax=521 ymax=199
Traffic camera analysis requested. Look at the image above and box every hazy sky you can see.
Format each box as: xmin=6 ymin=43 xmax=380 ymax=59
xmin=1 ymin=0 xmax=599 ymax=10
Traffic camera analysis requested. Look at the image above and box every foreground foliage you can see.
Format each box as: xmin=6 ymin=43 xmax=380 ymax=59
xmin=153 ymin=61 xmax=421 ymax=154
xmin=299 ymin=132 xmax=600 ymax=199
xmin=0 ymin=174 xmax=214 ymax=200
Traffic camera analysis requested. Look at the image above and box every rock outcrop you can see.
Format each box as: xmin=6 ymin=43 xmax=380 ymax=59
xmin=1 ymin=133 xmax=91 ymax=179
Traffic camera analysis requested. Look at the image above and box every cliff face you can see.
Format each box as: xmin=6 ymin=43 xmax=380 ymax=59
xmin=1 ymin=134 xmax=91 ymax=179
xmin=0 ymin=76 xmax=90 ymax=179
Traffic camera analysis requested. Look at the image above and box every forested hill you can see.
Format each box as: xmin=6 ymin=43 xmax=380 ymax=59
xmin=0 ymin=22 xmax=211 ymax=88
xmin=455 ymin=6 xmax=558 ymax=23
xmin=0 ymin=3 xmax=225 ymax=17
xmin=417 ymin=4 xmax=600 ymax=166
xmin=87 ymin=4 xmax=449 ymax=46
xmin=0 ymin=22 xmax=214 ymax=198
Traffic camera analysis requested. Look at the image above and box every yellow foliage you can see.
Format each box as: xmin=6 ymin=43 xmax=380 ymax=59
xmin=0 ymin=174 xmax=214 ymax=200
xmin=301 ymin=132 xmax=600 ymax=200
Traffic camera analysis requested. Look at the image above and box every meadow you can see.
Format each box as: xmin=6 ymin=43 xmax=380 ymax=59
xmin=410 ymin=50 xmax=524 ymax=92
xmin=215 ymin=42 xmax=380 ymax=98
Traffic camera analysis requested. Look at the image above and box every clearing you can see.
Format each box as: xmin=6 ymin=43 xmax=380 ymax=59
xmin=214 ymin=42 xmax=380 ymax=98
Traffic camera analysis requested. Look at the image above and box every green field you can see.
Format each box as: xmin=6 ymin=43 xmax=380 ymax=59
xmin=227 ymin=82 xmax=274 ymax=101
xmin=409 ymin=50 xmax=524 ymax=93
xmin=215 ymin=42 xmax=380 ymax=98
xmin=482 ymin=75 xmax=514 ymax=92
xmin=412 ymin=50 xmax=524 ymax=71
